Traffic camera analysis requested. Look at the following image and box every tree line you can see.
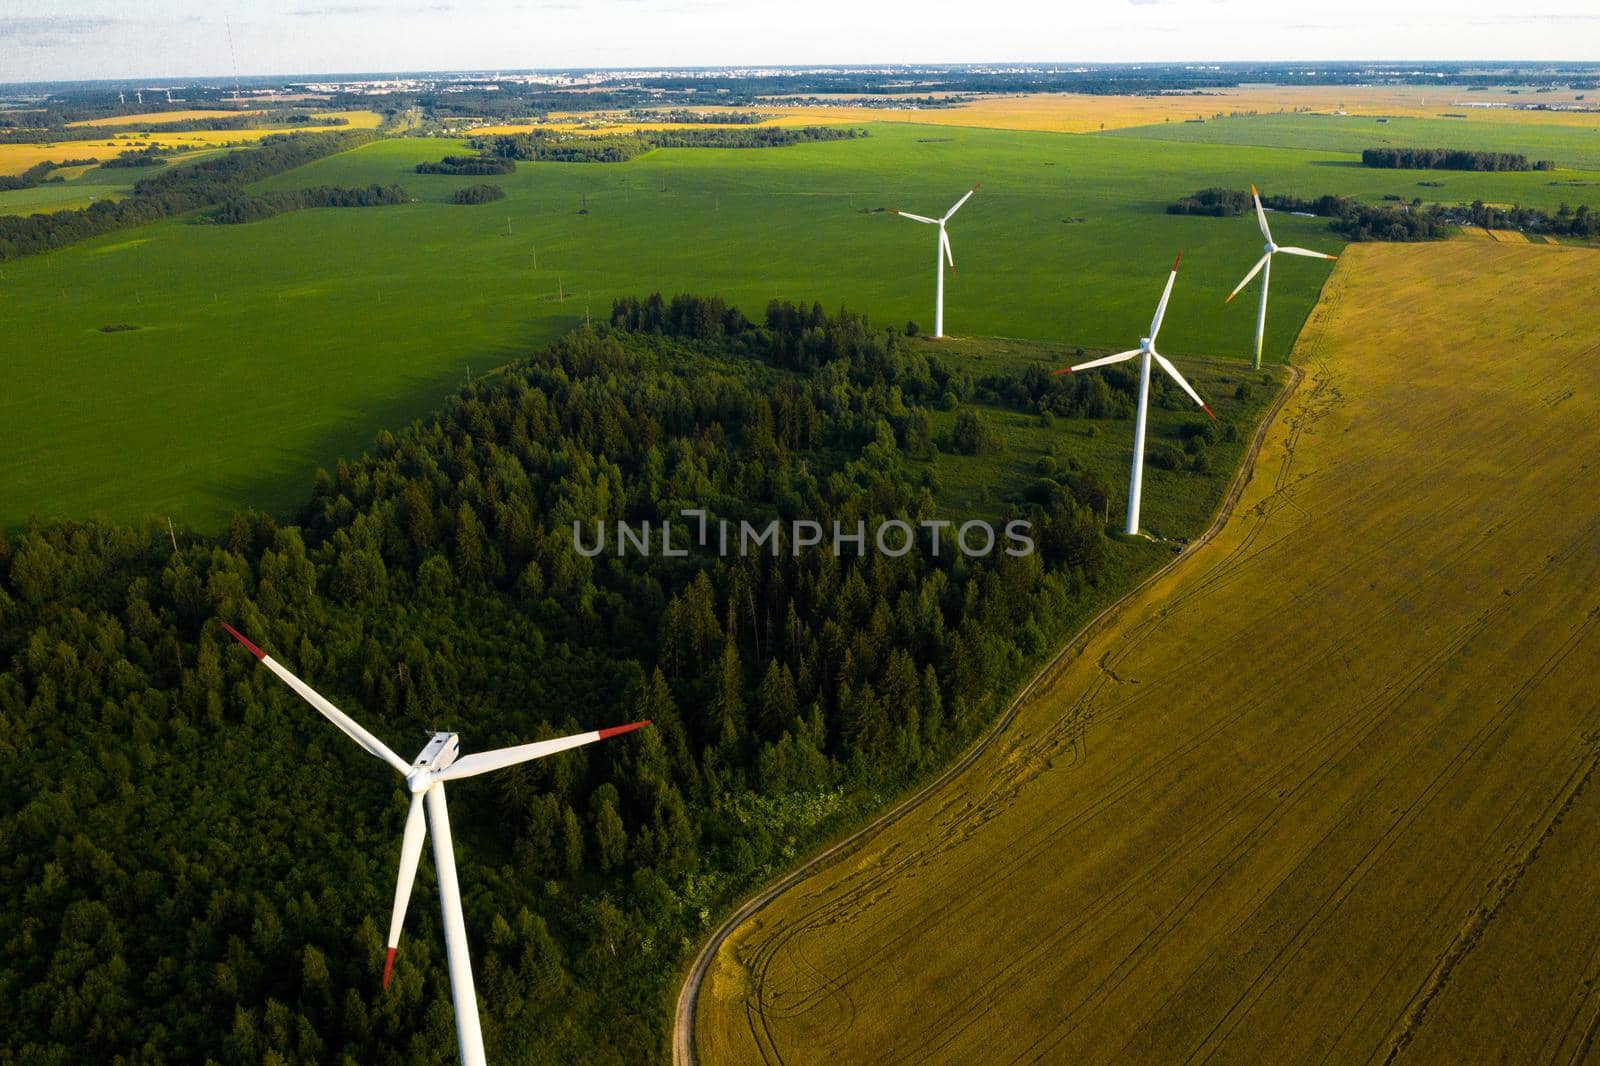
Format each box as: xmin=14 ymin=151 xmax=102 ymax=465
xmin=0 ymin=130 xmax=375 ymax=261
xmin=0 ymin=157 xmax=97 ymax=192
xmin=433 ymin=126 xmax=864 ymax=168
xmin=207 ymin=184 xmax=411 ymax=225
xmin=1166 ymin=186 xmax=1452 ymax=241
xmin=0 ymin=296 xmax=1150 ymax=1063
xmin=1361 ymin=146 xmax=1554 ymax=171
xmin=450 ymin=183 xmax=506 ymax=205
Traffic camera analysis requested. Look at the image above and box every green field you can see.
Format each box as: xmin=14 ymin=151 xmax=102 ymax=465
xmin=1111 ymin=111 xmax=1600 ymax=171
xmin=6 ymin=120 xmax=1596 ymax=532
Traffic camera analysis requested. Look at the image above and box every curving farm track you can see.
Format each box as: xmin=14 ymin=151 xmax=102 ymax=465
xmin=680 ymin=241 xmax=1600 ymax=1065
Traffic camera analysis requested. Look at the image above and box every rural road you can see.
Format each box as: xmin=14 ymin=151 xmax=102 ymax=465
xmin=670 ymin=360 xmax=1306 ymax=1066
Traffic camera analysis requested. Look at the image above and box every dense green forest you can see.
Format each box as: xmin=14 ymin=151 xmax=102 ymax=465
xmin=0 ymin=297 xmax=1262 ymax=1063
xmin=0 ymin=130 xmax=374 ymax=261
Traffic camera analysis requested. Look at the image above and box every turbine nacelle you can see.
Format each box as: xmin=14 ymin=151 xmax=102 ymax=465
xmin=407 ymin=732 xmax=460 ymax=791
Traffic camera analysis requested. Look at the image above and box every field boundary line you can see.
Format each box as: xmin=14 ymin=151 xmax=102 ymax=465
xmin=672 ymin=355 xmax=1308 ymax=1066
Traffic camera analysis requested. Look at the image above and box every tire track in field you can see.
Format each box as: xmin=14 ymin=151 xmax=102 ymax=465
xmin=1008 ymin=515 xmax=1600 ymax=1065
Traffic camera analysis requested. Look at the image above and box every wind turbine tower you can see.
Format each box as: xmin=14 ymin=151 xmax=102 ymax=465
xmin=1052 ymin=255 xmax=1214 ymax=536
xmin=1226 ymin=185 xmax=1338 ymax=369
xmin=890 ymin=183 xmax=980 ymax=338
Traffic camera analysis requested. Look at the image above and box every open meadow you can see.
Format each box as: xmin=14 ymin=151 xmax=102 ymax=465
xmin=5 ymin=111 xmax=1597 ymax=534
xmin=689 ymin=238 xmax=1600 ymax=1064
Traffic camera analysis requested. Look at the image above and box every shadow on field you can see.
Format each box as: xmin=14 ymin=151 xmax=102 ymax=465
xmin=203 ymin=316 xmax=583 ymax=525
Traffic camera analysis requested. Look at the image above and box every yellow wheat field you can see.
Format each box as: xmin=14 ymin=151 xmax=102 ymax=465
xmin=67 ymin=109 xmax=244 ymax=127
xmin=0 ymin=111 xmax=383 ymax=175
xmin=693 ymin=240 xmax=1600 ymax=1064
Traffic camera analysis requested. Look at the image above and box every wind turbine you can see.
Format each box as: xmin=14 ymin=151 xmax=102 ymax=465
xmin=890 ymin=183 xmax=979 ymax=339
xmin=1227 ymin=184 xmax=1337 ymax=369
xmin=220 ymin=622 xmax=650 ymax=1066
xmin=1051 ymin=254 xmax=1213 ymax=537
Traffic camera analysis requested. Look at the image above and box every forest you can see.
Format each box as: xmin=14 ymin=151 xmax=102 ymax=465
xmin=0 ymin=296 xmax=1201 ymax=1063
xmin=0 ymin=130 xmax=375 ymax=260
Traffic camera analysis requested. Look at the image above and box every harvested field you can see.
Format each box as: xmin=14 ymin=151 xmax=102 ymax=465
xmin=690 ymin=240 xmax=1600 ymax=1064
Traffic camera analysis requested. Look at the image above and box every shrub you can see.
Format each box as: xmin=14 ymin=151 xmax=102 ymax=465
xmin=451 ymin=183 xmax=506 ymax=205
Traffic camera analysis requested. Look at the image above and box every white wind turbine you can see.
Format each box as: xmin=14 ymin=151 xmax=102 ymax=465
xmin=221 ymin=622 xmax=650 ymax=1066
xmin=1227 ymin=184 xmax=1337 ymax=369
xmin=1052 ymin=254 xmax=1214 ymax=537
xmin=890 ymin=183 xmax=980 ymax=338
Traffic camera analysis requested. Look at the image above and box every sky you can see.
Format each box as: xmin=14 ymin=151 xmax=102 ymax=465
xmin=4 ymin=0 xmax=1599 ymax=84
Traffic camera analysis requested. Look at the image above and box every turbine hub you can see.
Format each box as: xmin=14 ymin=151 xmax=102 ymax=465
xmin=407 ymin=731 xmax=460 ymax=790
xmin=1266 ymin=242 xmax=1277 ymax=254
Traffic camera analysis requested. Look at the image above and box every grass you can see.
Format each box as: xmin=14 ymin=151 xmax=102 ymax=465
xmin=1111 ymin=110 xmax=1600 ymax=170
xmin=909 ymin=335 xmax=1282 ymax=535
xmin=691 ymin=239 xmax=1600 ymax=1064
xmin=4 ymin=119 xmax=1597 ymax=532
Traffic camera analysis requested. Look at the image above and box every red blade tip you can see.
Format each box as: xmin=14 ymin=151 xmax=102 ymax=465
xmin=1202 ymin=404 xmax=1216 ymax=421
xmin=1050 ymin=367 xmax=1073 ymax=375
xmin=971 ymin=182 xmax=982 ymax=191
xmin=598 ymin=720 xmax=651 ymax=740
xmin=1251 ymin=184 xmax=1259 ymax=197
xmin=1172 ymin=252 xmax=1183 ymax=272
xmin=382 ymin=947 xmax=397 ymax=989
xmin=219 ymin=621 xmax=265 ymax=660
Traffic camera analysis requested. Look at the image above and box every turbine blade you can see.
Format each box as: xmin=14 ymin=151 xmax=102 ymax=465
xmin=1252 ymin=183 xmax=1272 ymax=242
xmin=1148 ymin=253 xmax=1181 ymax=343
xmin=1276 ymin=246 xmax=1338 ymax=260
xmin=1225 ymin=254 xmax=1271 ymax=303
xmin=1055 ymin=348 xmax=1141 ymax=374
xmin=1153 ymin=352 xmax=1215 ymax=419
xmin=220 ymin=622 xmax=410 ymax=774
xmin=433 ymin=721 xmax=651 ymax=782
xmin=941 ymin=229 xmax=955 ymax=274
xmin=890 ymin=210 xmax=938 ymax=225
xmin=383 ymin=791 xmax=428 ymax=989
xmin=941 ymin=183 xmax=979 ymax=221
